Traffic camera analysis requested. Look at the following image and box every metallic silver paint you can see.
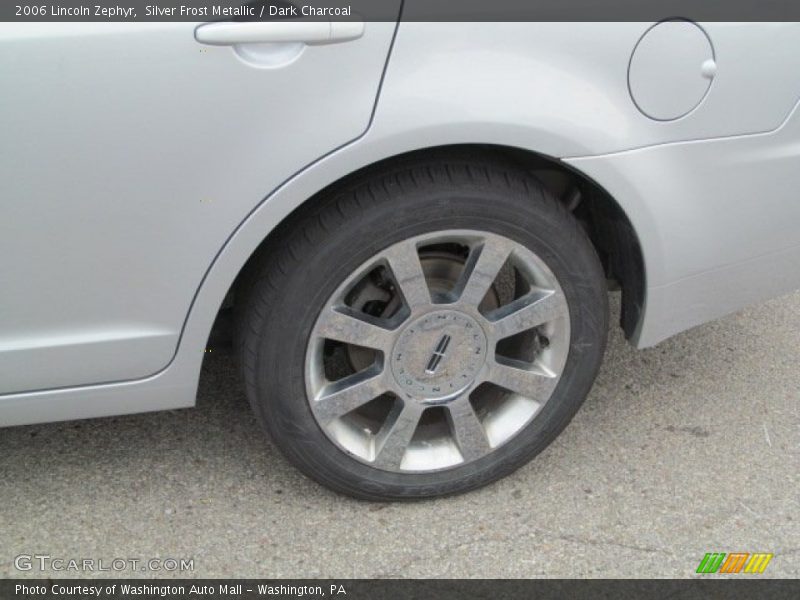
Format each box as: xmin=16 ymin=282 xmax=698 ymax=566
xmin=2 ymin=22 xmax=800 ymax=425
xmin=0 ymin=20 xmax=399 ymax=394
xmin=566 ymin=99 xmax=800 ymax=346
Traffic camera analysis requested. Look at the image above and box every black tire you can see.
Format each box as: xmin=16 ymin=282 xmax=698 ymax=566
xmin=235 ymin=155 xmax=608 ymax=500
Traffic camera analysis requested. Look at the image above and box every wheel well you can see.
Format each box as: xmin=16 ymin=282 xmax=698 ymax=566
xmin=492 ymin=145 xmax=646 ymax=339
xmin=218 ymin=144 xmax=645 ymax=344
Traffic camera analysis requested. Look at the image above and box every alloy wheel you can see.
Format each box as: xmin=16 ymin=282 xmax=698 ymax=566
xmin=304 ymin=230 xmax=571 ymax=473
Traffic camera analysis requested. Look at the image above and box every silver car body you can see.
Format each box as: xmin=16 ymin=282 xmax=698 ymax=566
xmin=2 ymin=20 xmax=800 ymax=425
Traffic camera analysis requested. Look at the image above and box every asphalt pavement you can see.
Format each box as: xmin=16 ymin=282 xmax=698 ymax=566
xmin=1 ymin=292 xmax=798 ymax=578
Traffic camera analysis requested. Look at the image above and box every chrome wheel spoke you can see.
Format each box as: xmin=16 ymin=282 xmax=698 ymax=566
xmin=313 ymin=371 xmax=388 ymax=423
xmin=382 ymin=240 xmax=431 ymax=310
xmin=447 ymin=396 xmax=492 ymax=461
xmin=373 ymin=402 xmax=424 ymax=470
xmin=315 ymin=306 xmax=393 ymax=353
xmin=489 ymin=290 xmax=567 ymax=340
xmin=457 ymin=237 xmax=514 ymax=306
xmin=485 ymin=359 xmax=557 ymax=402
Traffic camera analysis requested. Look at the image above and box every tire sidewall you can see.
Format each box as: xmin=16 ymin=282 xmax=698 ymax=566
xmin=250 ymin=171 xmax=608 ymax=499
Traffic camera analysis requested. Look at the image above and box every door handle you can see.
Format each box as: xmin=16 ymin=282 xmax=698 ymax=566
xmin=195 ymin=20 xmax=364 ymax=46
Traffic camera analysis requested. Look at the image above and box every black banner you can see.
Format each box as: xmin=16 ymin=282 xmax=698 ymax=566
xmin=4 ymin=0 xmax=800 ymax=22
xmin=3 ymin=579 xmax=800 ymax=600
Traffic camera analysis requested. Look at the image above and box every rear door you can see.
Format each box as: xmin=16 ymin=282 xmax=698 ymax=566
xmin=0 ymin=15 xmax=399 ymax=394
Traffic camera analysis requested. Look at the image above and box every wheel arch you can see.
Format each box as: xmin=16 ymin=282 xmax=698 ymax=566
xmin=178 ymin=143 xmax=646 ymax=405
xmin=232 ymin=144 xmax=645 ymax=339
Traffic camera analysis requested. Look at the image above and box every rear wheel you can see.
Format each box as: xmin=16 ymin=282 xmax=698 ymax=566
xmin=236 ymin=157 xmax=608 ymax=500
